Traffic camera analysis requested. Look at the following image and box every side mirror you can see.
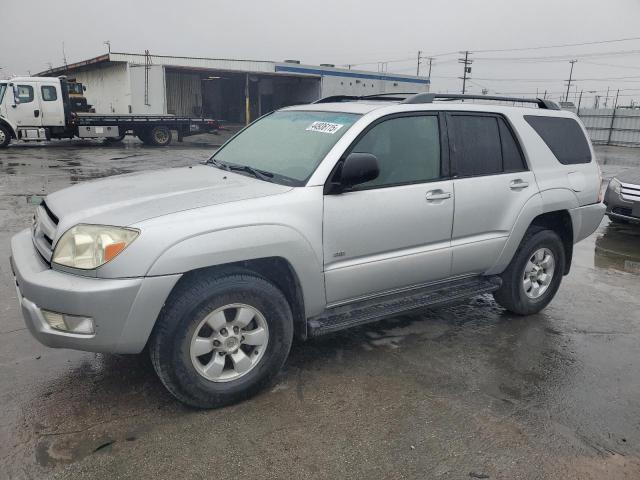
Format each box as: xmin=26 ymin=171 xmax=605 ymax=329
xmin=325 ymin=152 xmax=380 ymax=194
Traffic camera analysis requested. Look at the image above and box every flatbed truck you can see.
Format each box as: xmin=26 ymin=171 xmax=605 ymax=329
xmin=0 ymin=76 xmax=220 ymax=148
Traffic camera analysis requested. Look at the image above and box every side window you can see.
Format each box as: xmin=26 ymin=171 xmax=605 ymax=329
xmin=351 ymin=115 xmax=441 ymax=188
xmin=498 ymin=118 xmax=527 ymax=172
xmin=17 ymin=85 xmax=34 ymax=103
xmin=524 ymin=115 xmax=591 ymax=165
xmin=450 ymin=115 xmax=502 ymax=176
xmin=41 ymin=85 xmax=58 ymax=102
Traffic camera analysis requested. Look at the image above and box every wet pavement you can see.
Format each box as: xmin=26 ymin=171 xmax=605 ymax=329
xmin=1 ymin=139 xmax=639 ymax=479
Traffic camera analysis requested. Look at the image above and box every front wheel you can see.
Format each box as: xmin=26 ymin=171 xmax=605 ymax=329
xmin=493 ymin=228 xmax=566 ymax=315
xmin=149 ymin=271 xmax=294 ymax=408
xmin=0 ymin=125 xmax=11 ymax=148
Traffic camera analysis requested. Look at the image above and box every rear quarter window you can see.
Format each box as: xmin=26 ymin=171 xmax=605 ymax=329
xmin=524 ymin=115 xmax=591 ymax=165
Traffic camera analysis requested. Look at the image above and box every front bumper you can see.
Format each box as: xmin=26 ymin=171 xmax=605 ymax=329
xmin=604 ymin=187 xmax=640 ymax=224
xmin=10 ymin=228 xmax=181 ymax=354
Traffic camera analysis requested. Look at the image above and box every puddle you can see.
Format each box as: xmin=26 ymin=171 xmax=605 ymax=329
xmin=594 ymin=223 xmax=640 ymax=275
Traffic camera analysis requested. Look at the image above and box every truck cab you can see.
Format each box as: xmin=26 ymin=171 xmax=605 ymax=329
xmin=0 ymin=77 xmax=67 ymax=146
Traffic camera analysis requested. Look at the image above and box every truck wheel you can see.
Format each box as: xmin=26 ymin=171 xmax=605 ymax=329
xmin=145 ymin=126 xmax=172 ymax=146
xmin=493 ymin=228 xmax=565 ymax=316
xmin=0 ymin=125 xmax=11 ymax=148
xmin=149 ymin=270 xmax=294 ymax=408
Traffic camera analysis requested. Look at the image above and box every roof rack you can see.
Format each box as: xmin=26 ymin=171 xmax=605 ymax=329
xmin=314 ymin=93 xmax=417 ymax=104
xmin=401 ymin=93 xmax=560 ymax=110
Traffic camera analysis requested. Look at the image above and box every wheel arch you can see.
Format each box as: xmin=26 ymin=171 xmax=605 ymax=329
xmin=168 ymin=257 xmax=308 ymax=339
xmin=0 ymin=118 xmax=17 ymax=138
xmin=487 ymin=189 xmax=578 ymax=276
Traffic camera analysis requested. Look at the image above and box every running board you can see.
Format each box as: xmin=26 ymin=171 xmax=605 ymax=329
xmin=307 ymin=276 xmax=502 ymax=337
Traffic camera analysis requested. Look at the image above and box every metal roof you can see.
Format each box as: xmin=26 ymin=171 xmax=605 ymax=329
xmin=35 ymin=52 xmax=430 ymax=84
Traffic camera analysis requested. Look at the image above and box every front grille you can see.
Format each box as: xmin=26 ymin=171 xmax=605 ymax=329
xmin=621 ymin=182 xmax=640 ymax=203
xmin=32 ymin=201 xmax=58 ymax=264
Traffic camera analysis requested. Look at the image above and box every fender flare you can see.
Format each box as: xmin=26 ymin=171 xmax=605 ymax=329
xmin=486 ymin=188 xmax=579 ymax=275
xmin=146 ymin=224 xmax=326 ymax=317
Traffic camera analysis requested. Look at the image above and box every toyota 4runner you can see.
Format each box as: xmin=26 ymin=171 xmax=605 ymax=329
xmin=10 ymin=93 xmax=605 ymax=408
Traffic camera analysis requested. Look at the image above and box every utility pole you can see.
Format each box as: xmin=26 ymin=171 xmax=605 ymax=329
xmin=604 ymin=87 xmax=610 ymax=108
xmin=62 ymin=42 xmax=68 ymax=70
xmin=416 ymin=50 xmax=422 ymax=76
xmin=458 ymin=51 xmax=473 ymax=95
xmin=427 ymin=57 xmax=434 ymax=82
xmin=564 ymin=59 xmax=577 ymax=102
xmin=543 ymin=90 xmax=547 ymax=99
xmin=577 ymin=90 xmax=583 ymax=115
xmin=613 ymin=89 xmax=620 ymax=109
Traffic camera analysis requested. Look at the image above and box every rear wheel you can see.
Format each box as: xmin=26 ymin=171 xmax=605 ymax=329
xmin=0 ymin=125 xmax=11 ymax=148
xmin=149 ymin=271 xmax=293 ymax=408
xmin=493 ymin=228 xmax=565 ymax=315
xmin=141 ymin=126 xmax=172 ymax=146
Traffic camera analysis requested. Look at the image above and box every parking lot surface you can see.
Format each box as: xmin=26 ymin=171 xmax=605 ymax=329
xmin=1 ymin=139 xmax=639 ymax=479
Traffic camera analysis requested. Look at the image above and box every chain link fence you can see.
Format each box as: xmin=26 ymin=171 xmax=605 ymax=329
xmin=579 ymin=108 xmax=640 ymax=147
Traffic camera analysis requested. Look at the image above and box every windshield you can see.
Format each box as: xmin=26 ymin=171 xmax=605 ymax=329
xmin=210 ymin=110 xmax=361 ymax=186
xmin=0 ymin=83 xmax=6 ymax=103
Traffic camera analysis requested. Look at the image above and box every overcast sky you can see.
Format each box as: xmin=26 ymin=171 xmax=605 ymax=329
xmin=3 ymin=0 xmax=640 ymax=106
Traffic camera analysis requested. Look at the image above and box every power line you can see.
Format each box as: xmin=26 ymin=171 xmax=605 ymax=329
xmin=473 ymin=35 xmax=640 ymax=53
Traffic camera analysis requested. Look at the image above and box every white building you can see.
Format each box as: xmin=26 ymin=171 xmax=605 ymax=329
xmin=39 ymin=52 xmax=430 ymax=123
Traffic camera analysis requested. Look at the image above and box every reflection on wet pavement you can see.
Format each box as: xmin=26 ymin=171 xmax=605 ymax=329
xmin=1 ymin=143 xmax=639 ymax=479
xmin=595 ymin=222 xmax=640 ymax=274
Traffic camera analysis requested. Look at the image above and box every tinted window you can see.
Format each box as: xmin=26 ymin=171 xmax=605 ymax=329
xmin=41 ymin=86 xmax=57 ymax=101
xmin=498 ymin=118 xmax=527 ymax=171
xmin=450 ymin=115 xmax=502 ymax=176
xmin=351 ymin=115 xmax=440 ymax=188
xmin=0 ymin=84 xmax=6 ymax=103
xmin=17 ymin=85 xmax=34 ymax=103
xmin=524 ymin=115 xmax=591 ymax=164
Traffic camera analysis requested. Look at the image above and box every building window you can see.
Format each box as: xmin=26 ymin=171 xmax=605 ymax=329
xmin=41 ymin=85 xmax=58 ymax=102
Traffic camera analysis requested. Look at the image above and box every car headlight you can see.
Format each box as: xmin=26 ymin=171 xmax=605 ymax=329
xmin=608 ymin=178 xmax=622 ymax=195
xmin=52 ymin=224 xmax=139 ymax=270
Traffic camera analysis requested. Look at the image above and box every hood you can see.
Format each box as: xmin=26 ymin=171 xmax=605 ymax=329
xmin=46 ymin=165 xmax=291 ymax=234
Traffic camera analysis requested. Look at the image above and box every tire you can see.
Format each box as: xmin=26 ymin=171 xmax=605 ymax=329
xmin=0 ymin=125 xmax=11 ymax=148
xmin=149 ymin=270 xmax=294 ymax=408
xmin=143 ymin=126 xmax=172 ymax=146
xmin=493 ymin=228 xmax=566 ymax=316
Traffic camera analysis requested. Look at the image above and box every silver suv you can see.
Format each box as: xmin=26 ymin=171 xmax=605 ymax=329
xmin=10 ymin=93 xmax=605 ymax=408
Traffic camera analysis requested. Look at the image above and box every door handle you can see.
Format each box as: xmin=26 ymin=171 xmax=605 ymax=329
xmin=510 ymin=179 xmax=529 ymax=190
xmin=426 ymin=190 xmax=452 ymax=201
xmin=34 ymin=109 xmax=40 ymax=118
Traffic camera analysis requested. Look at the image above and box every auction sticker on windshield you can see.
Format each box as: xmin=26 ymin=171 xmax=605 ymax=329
xmin=306 ymin=121 xmax=344 ymax=134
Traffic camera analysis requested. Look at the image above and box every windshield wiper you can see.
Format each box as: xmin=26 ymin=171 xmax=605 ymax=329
xmin=208 ymin=158 xmax=230 ymax=171
xmin=208 ymin=158 xmax=275 ymax=182
xmin=227 ymin=164 xmax=275 ymax=182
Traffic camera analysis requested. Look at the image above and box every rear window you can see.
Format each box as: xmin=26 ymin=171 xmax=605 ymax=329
xmin=524 ymin=115 xmax=591 ymax=165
